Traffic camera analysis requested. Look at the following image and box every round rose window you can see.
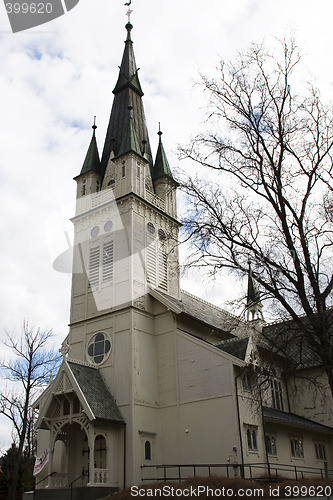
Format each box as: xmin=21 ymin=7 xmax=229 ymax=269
xmin=87 ymin=333 xmax=111 ymax=364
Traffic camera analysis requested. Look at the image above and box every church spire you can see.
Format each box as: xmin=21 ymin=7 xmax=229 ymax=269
xmin=100 ymin=21 xmax=152 ymax=176
xmin=153 ymin=126 xmax=173 ymax=180
xmin=117 ymin=104 xmax=142 ymax=157
xmin=246 ymin=262 xmax=264 ymax=322
xmin=79 ymin=118 xmax=101 ymax=176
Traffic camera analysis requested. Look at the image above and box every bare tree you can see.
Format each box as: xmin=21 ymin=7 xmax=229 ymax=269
xmin=0 ymin=321 xmax=59 ymax=500
xmin=179 ymin=39 xmax=333 ymax=394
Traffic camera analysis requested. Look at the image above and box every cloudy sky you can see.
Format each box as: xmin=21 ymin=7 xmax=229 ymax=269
xmin=0 ymin=0 xmax=333 ymax=450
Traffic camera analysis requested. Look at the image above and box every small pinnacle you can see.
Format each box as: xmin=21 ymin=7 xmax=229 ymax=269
xmin=92 ymin=115 xmax=97 ymax=131
xmin=158 ymin=122 xmax=163 ymax=140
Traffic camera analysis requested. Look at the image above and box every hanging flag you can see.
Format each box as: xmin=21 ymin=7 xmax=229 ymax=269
xmin=33 ymin=449 xmax=49 ymax=476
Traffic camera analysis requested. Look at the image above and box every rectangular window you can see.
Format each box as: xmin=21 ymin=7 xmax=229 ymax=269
xmin=242 ymin=372 xmax=252 ymax=391
xmin=271 ymin=379 xmax=284 ymax=411
xmin=246 ymin=427 xmax=258 ymax=451
xmin=265 ymin=434 xmax=277 ymax=455
xmin=122 ymin=164 xmax=126 ymax=177
xmin=315 ymin=442 xmax=327 ymax=461
xmin=290 ymin=437 xmax=304 ymax=458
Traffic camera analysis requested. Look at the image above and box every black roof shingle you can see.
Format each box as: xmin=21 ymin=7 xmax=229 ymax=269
xmin=68 ymin=361 xmax=124 ymax=424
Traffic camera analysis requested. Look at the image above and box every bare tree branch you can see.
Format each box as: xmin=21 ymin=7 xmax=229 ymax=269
xmin=178 ymin=37 xmax=333 ymax=395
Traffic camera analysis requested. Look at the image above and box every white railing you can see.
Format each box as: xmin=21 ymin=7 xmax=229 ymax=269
xmin=91 ymin=190 xmax=115 ymax=209
xmin=94 ymin=468 xmax=108 ymax=484
xmin=75 ymin=188 xmax=165 ymax=215
xmin=146 ymin=191 xmax=165 ymax=211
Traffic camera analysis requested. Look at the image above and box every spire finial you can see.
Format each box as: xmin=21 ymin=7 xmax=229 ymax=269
xmin=92 ymin=115 xmax=97 ymax=135
xmin=125 ymin=0 xmax=133 ymax=25
xmin=158 ymin=122 xmax=162 ymax=142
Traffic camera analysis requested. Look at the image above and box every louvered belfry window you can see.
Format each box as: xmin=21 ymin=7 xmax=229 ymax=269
xmin=146 ymin=236 xmax=157 ymax=287
xmin=158 ymin=250 xmax=168 ymax=291
xmin=146 ymin=223 xmax=168 ymax=291
xmin=89 ymin=242 xmax=100 ymax=285
xmin=102 ymin=238 xmax=114 ymax=281
xmin=89 ymin=237 xmax=114 ymax=286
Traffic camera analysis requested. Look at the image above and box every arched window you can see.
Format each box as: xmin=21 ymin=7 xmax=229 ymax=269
xmin=94 ymin=435 xmax=107 ymax=469
xmin=144 ymin=440 xmax=151 ymax=461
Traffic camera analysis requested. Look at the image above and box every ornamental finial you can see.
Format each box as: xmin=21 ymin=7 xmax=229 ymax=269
xmin=125 ymin=0 xmax=132 ymax=24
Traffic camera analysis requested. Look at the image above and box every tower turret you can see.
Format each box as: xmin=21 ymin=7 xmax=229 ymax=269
xmin=152 ymin=127 xmax=178 ymax=219
xmin=246 ymin=262 xmax=264 ymax=322
xmin=74 ymin=119 xmax=101 ymax=200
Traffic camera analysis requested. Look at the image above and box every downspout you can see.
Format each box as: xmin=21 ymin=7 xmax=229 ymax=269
xmin=235 ymin=369 xmax=245 ymax=478
xmin=258 ymin=379 xmax=271 ymax=481
xmin=123 ymin=424 xmax=127 ymax=489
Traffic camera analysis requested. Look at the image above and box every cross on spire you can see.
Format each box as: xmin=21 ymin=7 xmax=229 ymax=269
xmin=124 ymin=0 xmax=132 ymax=23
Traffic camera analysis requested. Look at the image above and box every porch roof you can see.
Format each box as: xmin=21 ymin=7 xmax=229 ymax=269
xmin=263 ymin=406 xmax=333 ymax=434
xmin=68 ymin=361 xmax=124 ymax=424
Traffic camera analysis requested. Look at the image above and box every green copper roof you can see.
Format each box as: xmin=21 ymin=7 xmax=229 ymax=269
xmin=113 ymin=23 xmax=144 ymax=96
xmin=152 ymin=131 xmax=173 ymax=180
xmin=100 ymin=23 xmax=152 ymax=176
xmin=117 ymin=108 xmax=142 ymax=158
xmin=79 ymin=125 xmax=101 ymax=176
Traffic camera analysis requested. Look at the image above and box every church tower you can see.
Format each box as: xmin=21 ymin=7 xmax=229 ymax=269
xmin=68 ymin=17 xmax=181 ymax=479
xmin=70 ymin=21 xmax=179 ymax=328
xmin=35 ymin=20 xmax=181 ymax=494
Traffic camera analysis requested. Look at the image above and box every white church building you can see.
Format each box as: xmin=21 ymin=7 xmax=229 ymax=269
xmin=32 ymin=19 xmax=333 ymax=500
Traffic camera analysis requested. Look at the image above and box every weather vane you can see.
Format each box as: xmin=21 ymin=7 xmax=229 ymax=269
xmin=124 ymin=0 xmax=132 ymax=23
